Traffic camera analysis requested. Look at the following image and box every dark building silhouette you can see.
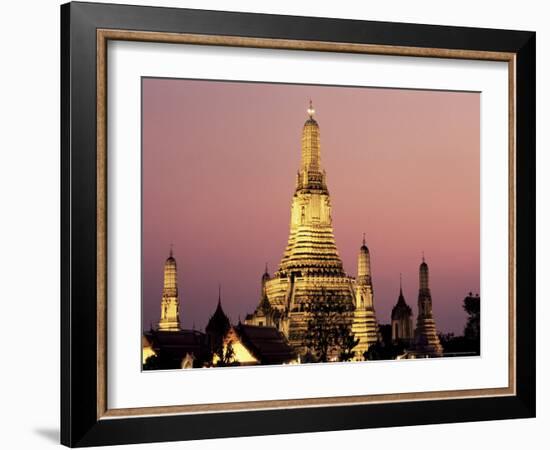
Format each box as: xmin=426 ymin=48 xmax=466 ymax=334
xmin=143 ymin=329 xmax=208 ymax=369
xmin=391 ymin=276 xmax=413 ymax=345
xmin=205 ymin=289 xmax=231 ymax=355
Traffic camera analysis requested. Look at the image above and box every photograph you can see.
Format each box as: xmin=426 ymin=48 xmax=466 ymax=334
xmin=141 ymin=78 xmax=481 ymax=370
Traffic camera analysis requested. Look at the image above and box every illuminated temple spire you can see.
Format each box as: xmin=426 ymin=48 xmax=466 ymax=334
xmin=158 ymin=247 xmax=181 ymax=331
xmin=300 ymin=100 xmax=322 ymax=174
xmin=351 ymin=235 xmax=379 ymax=357
xmin=256 ymin=102 xmax=362 ymax=353
xmin=276 ymin=101 xmax=345 ymax=277
xmin=357 ymin=234 xmax=371 ymax=285
xmin=414 ymin=256 xmax=443 ymax=355
xmin=243 ymin=103 xmax=392 ymax=358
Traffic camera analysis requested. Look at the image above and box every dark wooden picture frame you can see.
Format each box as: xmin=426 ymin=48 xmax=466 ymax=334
xmin=61 ymin=1 xmax=535 ymax=447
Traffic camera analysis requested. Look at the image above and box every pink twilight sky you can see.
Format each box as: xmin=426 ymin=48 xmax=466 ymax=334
xmin=142 ymin=78 xmax=480 ymax=335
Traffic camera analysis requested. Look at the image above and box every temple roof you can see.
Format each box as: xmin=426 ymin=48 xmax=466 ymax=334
xmin=144 ymin=329 xmax=207 ymax=358
xmin=232 ymin=324 xmax=296 ymax=365
xmin=142 ymin=335 xmax=152 ymax=348
xmin=206 ymin=299 xmax=231 ymax=334
xmin=391 ymin=286 xmax=412 ymax=320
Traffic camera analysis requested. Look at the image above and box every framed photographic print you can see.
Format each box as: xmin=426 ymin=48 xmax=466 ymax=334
xmin=60 ymin=1 xmax=536 ymax=447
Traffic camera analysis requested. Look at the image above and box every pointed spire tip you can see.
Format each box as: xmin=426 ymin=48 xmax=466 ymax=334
xmin=307 ymin=99 xmax=315 ymax=118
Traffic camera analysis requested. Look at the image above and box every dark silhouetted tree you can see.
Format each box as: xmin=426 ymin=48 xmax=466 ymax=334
xmin=143 ymin=352 xmax=181 ymax=370
xmin=304 ymin=291 xmax=354 ymax=362
xmin=363 ymin=324 xmax=405 ymax=361
xmin=216 ymin=341 xmax=237 ymax=367
xmin=339 ymin=326 xmax=360 ymax=362
xmin=438 ymin=294 xmax=480 ymax=356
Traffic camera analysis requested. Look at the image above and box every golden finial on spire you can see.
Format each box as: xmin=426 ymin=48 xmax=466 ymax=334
xmin=362 ymin=233 xmax=366 ymax=246
xmin=169 ymin=243 xmax=173 ymax=258
xmin=307 ymin=99 xmax=315 ymax=118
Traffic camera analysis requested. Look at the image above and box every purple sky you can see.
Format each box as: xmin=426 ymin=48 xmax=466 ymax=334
xmin=142 ymin=78 xmax=480 ymax=335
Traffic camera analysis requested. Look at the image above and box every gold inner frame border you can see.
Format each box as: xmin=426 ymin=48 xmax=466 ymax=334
xmin=96 ymin=28 xmax=516 ymax=420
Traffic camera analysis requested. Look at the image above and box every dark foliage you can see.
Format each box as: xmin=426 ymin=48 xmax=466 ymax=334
xmin=215 ymin=341 xmax=238 ymax=367
xmin=143 ymin=353 xmax=181 ymax=370
xmin=463 ymin=293 xmax=480 ymax=341
xmin=364 ymin=335 xmax=406 ymax=361
xmin=339 ymin=328 xmax=360 ymax=362
xmin=303 ymin=292 xmax=356 ymax=362
xmin=378 ymin=324 xmax=393 ymax=347
xmin=439 ymin=332 xmax=480 ymax=355
xmin=437 ymin=294 xmax=481 ymax=356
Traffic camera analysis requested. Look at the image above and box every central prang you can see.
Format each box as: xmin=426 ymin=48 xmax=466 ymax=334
xmin=245 ymin=102 xmax=379 ymax=359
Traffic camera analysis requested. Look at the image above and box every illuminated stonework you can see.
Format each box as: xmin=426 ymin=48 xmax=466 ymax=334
xmin=143 ymin=102 xmax=452 ymax=368
xmin=350 ymin=238 xmax=380 ymax=357
xmin=245 ymin=266 xmax=281 ymax=328
xmin=157 ymin=248 xmax=181 ymax=331
xmin=249 ymin=102 xmax=380 ymax=354
xmin=414 ymin=258 xmax=443 ymax=356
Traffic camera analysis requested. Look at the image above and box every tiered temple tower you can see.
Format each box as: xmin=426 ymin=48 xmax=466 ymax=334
xmin=391 ymin=275 xmax=413 ymax=344
xmin=261 ymin=102 xmax=358 ymax=351
xmin=351 ymin=236 xmax=380 ymax=357
xmin=157 ymin=248 xmax=181 ymax=331
xmin=414 ymin=257 xmax=443 ymax=355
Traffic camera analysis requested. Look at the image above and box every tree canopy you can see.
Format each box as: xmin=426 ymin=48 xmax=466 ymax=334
xmin=303 ymin=292 xmax=356 ymax=362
